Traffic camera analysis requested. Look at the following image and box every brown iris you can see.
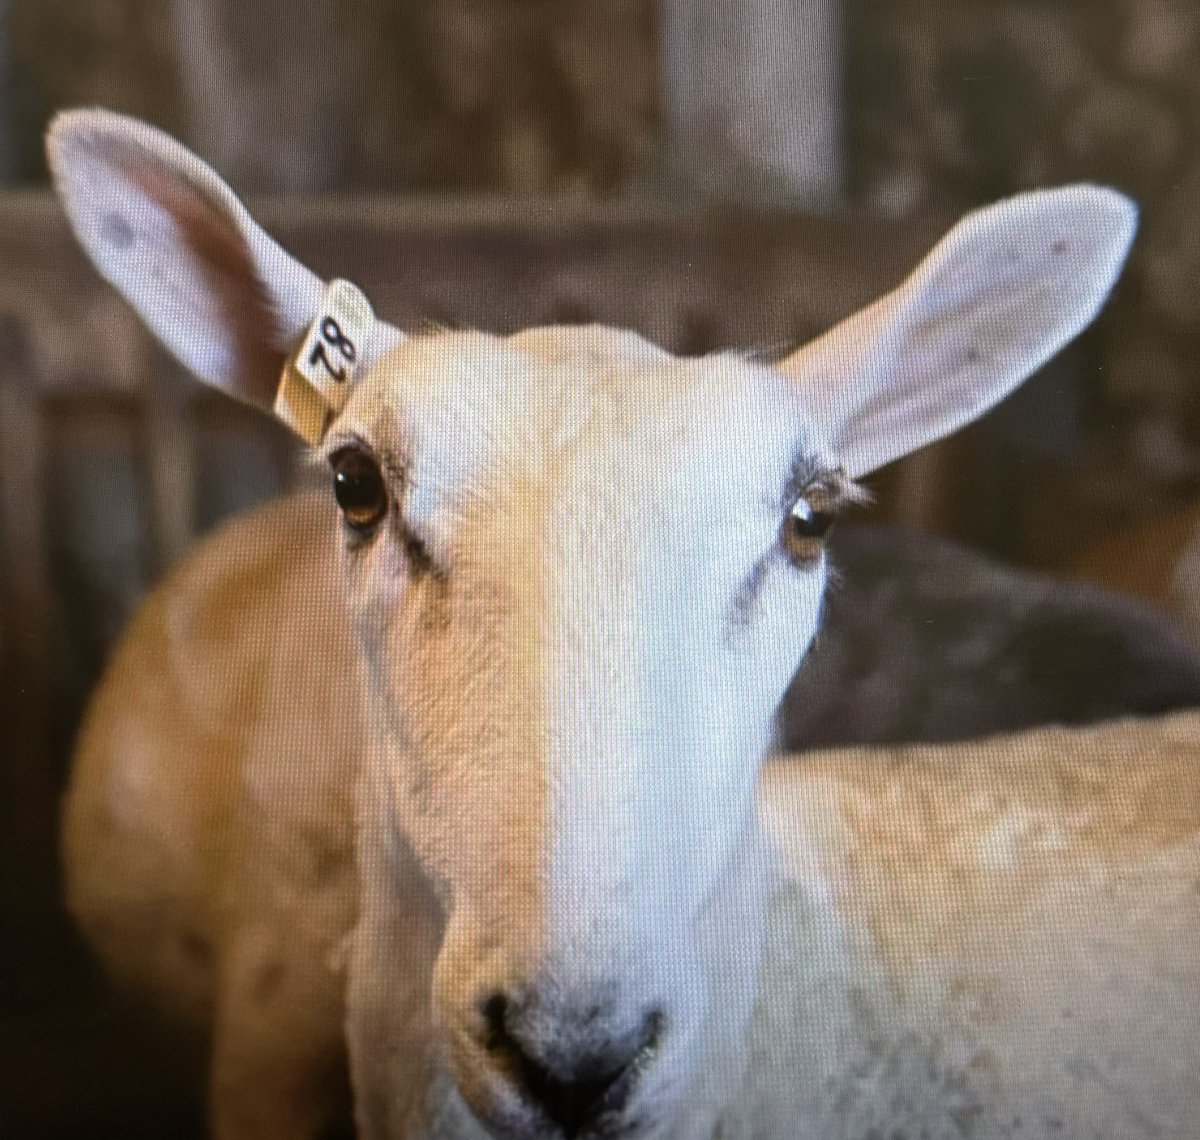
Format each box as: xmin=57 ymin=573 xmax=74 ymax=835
xmin=330 ymin=445 xmax=389 ymax=533
xmin=781 ymin=496 xmax=834 ymax=563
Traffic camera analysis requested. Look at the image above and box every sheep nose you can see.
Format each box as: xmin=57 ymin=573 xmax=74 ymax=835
xmin=480 ymin=993 xmax=662 ymax=1138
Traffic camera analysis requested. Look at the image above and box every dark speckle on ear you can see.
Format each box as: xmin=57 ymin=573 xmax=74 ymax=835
xmin=1052 ymin=239 xmax=1069 ymax=255
xmin=101 ymin=211 xmax=135 ymax=251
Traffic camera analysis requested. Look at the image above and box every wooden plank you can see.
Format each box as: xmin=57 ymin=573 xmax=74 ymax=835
xmin=0 ymin=191 xmax=945 ymax=393
xmin=0 ymin=314 xmax=56 ymax=940
xmin=141 ymin=350 xmax=198 ymax=573
xmin=662 ymin=0 xmax=842 ymax=204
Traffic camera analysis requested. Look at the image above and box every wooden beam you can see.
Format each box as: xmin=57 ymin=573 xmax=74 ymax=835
xmin=661 ymin=0 xmax=843 ymax=204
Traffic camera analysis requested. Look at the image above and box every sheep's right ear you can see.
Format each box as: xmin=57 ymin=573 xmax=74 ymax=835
xmin=46 ymin=109 xmax=402 ymax=436
xmin=778 ymin=185 xmax=1136 ymax=478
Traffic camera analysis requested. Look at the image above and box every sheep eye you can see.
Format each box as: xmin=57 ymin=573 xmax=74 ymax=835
xmin=330 ymin=446 xmax=389 ymax=533
xmin=782 ymin=497 xmax=834 ymax=562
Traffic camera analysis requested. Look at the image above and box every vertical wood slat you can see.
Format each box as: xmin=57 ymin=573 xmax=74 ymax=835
xmin=888 ymin=439 xmax=961 ymax=533
xmin=661 ymin=0 xmax=843 ymax=204
xmin=141 ymin=349 xmax=198 ymax=576
xmin=0 ymin=315 xmax=56 ymax=934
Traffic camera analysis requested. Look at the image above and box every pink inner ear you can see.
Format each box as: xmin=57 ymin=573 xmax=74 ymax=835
xmin=110 ymin=138 xmax=290 ymax=410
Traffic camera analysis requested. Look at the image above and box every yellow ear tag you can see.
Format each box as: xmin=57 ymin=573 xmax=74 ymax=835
xmin=274 ymin=279 xmax=376 ymax=445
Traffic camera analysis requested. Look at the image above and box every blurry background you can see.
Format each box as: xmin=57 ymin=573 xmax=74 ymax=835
xmin=3 ymin=1 xmax=1200 ymax=1136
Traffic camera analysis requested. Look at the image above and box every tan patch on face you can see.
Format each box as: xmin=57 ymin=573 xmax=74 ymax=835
xmin=379 ymin=462 xmax=555 ymax=969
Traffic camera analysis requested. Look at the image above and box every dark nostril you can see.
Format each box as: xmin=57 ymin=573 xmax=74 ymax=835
xmin=525 ymin=1060 xmax=627 ymax=1139
xmin=477 ymin=995 xmax=663 ymax=1138
xmin=480 ymin=991 xmax=510 ymax=1052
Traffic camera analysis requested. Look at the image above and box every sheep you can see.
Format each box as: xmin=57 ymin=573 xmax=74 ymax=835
xmin=72 ymin=557 xmax=1200 ymax=1139
xmin=50 ymin=108 xmax=1190 ymax=1140
xmin=780 ymin=522 xmax=1200 ymax=749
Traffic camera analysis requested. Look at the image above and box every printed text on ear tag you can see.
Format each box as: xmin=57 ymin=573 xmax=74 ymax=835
xmin=274 ymin=278 xmax=376 ymax=445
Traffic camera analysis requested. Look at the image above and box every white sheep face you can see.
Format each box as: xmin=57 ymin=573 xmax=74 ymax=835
xmin=331 ymin=327 xmax=835 ymax=1133
xmin=47 ymin=109 xmax=1137 ymax=1140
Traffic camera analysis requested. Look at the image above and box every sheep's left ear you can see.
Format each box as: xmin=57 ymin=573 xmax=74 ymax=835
xmin=779 ymin=185 xmax=1137 ymax=478
xmin=46 ymin=109 xmax=404 ymax=438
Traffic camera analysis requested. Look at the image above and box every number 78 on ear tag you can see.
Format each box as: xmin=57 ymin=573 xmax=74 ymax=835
xmin=293 ymin=278 xmax=376 ymax=410
xmin=275 ymin=278 xmax=377 ymax=444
